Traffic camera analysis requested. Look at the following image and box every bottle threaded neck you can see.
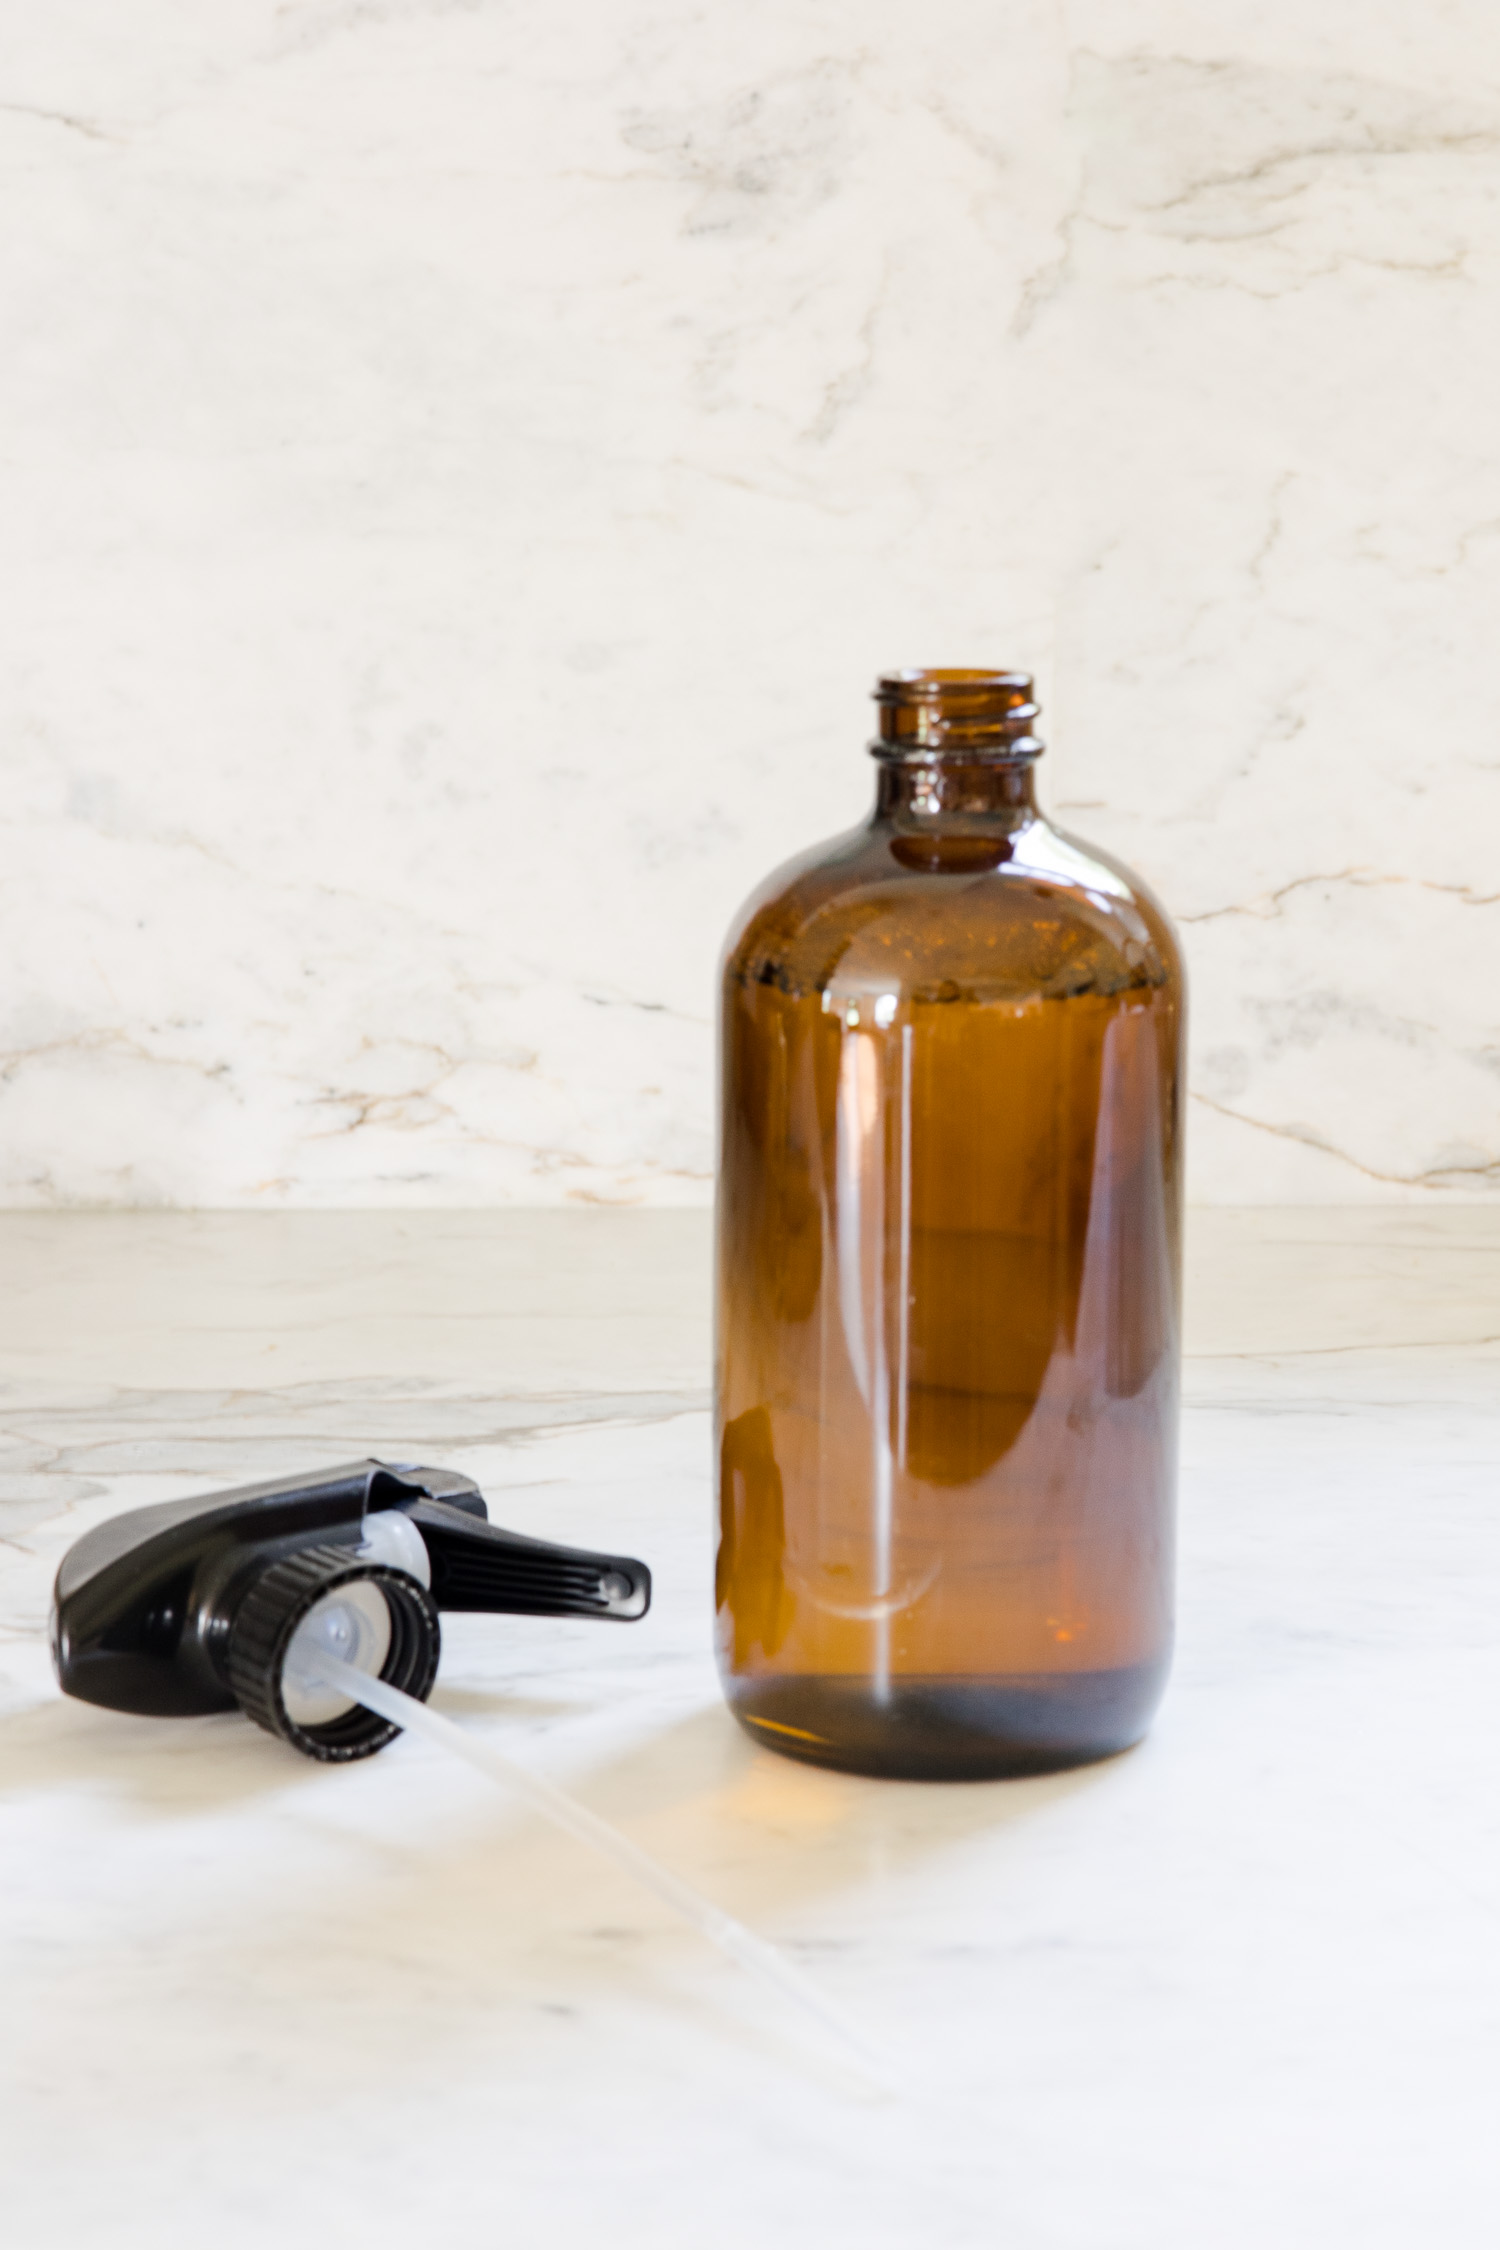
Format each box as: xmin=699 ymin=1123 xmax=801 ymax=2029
xmin=872 ymin=668 xmax=1043 ymax=759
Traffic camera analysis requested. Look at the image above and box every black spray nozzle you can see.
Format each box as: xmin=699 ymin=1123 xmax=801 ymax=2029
xmin=50 ymin=1460 xmax=652 ymax=1762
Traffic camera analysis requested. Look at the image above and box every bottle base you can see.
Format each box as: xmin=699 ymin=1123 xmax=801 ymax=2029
xmin=724 ymin=1663 xmax=1168 ymax=1781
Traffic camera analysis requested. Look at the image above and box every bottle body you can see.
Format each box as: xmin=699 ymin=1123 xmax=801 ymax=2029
xmin=715 ymin=673 xmax=1184 ymax=1779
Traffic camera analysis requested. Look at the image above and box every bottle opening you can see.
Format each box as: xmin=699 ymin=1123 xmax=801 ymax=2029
xmin=873 ymin=668 xmax=1042 ymax=758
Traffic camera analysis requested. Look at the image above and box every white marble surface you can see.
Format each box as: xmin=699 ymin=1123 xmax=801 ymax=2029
xmin=1 ymin=1208 xmax=1497 ymax=2248
xmin=2 ymin=4 xmax=1498 ymax=1208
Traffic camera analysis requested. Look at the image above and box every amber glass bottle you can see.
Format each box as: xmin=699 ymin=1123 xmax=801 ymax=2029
xmin=715 ymin=670 xmax=1183 ymax=1779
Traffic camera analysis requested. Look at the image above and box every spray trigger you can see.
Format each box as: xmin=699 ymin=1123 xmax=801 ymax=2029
xmin=50 ymin=1459 xmax=651 ymax=1761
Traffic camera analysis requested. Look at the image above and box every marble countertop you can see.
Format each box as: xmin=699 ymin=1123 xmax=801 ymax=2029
xmin=2 ymin=1208 xmax=1496 ymax=2250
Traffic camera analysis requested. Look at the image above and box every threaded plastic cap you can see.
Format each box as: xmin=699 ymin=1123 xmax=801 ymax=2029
xmin=226 ymin=1544 xmax=441 ymax=1762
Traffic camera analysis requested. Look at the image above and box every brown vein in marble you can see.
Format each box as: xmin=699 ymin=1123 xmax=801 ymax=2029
xmin=1011 ymin=0 xmax=1084 ymax=337
xmin=1040 ymin=49 xmax=1496 ymax=306
xmin=1190 ymin=1092 xmax=1500 ymax=1189
xmin=0 ymin=102 xmax=119 ymax=143
xmin=1247 ymin=473 xmax=1294 ymax=592
xmin=1137 ymin=248 xmax=1471 ymax=300
xmin=1181 ymin=868 xmax=1500 ymax=924
xmin=803 ymin=255 xmax=890 ymax=445
xmin=1194 ymin=1335 xmax=1500 ymax=1360
xmin=1147 ymin=125 xmax=1499 ymax=217
xmin=0 ymin=1024 xmax=708 ymax=1200
xmin=302 ymin=1038 xmax=465 ymax=1140
xmin=0 ymin=1389 xmax=712 ymax=1527
xmin=1354 ymin=516 xmax=1500 ymax=580
xmin=1087 ymin=51 xmax=1500 ymax=218
xmin=0 ymin=1029 xmax=235 ymax=1091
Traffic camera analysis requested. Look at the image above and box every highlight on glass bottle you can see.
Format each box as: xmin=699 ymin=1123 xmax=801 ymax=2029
xmin=715 ymin=669 xmax=1184 ymax=1779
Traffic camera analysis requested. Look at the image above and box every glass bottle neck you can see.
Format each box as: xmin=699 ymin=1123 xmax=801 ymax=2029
xmin=875 ymin=758 xmax=1038 ymax=821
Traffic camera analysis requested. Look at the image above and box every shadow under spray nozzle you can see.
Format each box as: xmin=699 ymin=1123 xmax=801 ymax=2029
xmin=50 ymin=1459 xmax=650 ymax=1761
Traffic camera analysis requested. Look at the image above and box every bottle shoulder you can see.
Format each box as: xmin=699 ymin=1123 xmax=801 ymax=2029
xmin=719 ymin=820 xmax=873 ymax=965
xmin=723 ymin=814 xmax=1182 ymax=1008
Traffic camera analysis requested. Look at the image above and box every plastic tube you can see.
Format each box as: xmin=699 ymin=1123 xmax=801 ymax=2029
xmin=292 ymin=1647 xmax=892 ymax=2087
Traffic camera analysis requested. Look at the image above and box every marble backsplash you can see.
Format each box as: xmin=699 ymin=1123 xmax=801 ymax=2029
xmin=2 ymin=1 xmax=1497 ymax=1206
